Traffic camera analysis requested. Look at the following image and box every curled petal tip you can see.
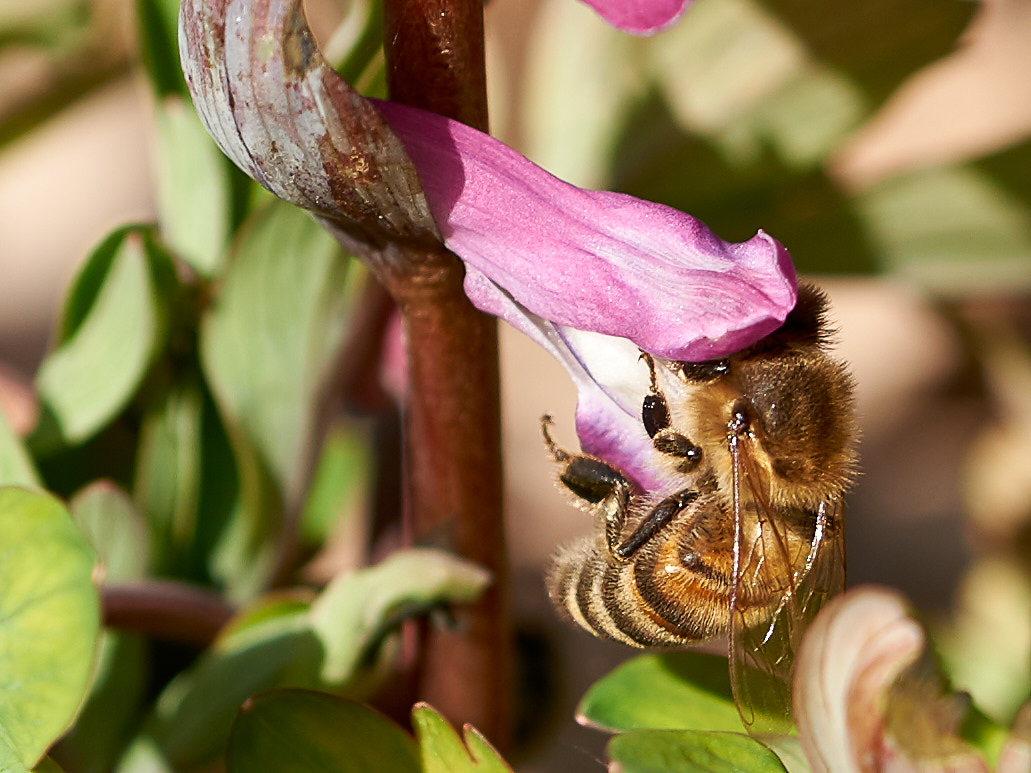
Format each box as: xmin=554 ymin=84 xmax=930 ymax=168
xmin=795 ymin=587 xmax=992 ymax=773
xmin=795 ymin=587 xmax=924 ymax=773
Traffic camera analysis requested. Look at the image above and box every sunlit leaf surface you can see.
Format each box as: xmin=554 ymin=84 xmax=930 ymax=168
xmin=578 ymin=653 xmax=742 ymax=734
xmin=0 ymin=488 xmax=99 ymax=768
xmin=607 ymin=730 xmax=787 ymax=773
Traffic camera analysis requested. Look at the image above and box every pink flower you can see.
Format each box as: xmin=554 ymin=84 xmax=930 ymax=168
xmin=179 ymin=0 xmax=796 ymax=489
xmin=580 ymin=0 xmax=693 ymax=35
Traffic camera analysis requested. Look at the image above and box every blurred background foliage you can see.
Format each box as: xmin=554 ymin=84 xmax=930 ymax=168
xmin=0 ymin=0 xmax=1029 ymax=769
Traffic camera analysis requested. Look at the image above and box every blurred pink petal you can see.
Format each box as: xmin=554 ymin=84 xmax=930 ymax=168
xmin=999 ymin=702 xmax=1031 ymax=773
xmin=580 ymin=0 xmax=692 ymax=34
xmin=795 ymin=586 xmax=990 ymax=773
xmin=0 ymin=363 xmax=37 ymax=436
xmin=795 ymin=587 xmax=924 ymax=773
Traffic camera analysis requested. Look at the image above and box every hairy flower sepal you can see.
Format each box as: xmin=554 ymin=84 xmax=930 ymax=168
xmin=179 ymin=0 xmax=796 ymax=488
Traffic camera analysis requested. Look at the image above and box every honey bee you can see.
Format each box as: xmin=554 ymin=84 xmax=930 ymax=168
xmin=543 ymin=283 xmax=857 ymax=732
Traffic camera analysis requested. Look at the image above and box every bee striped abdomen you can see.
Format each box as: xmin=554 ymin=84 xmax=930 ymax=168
xmin=547 ymin=494 xmax=732 ymax=647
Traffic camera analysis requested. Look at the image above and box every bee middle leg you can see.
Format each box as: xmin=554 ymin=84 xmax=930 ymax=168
xmin=542 ymin=415 xmax=631 ymax=553
xmin=613 ymin=487 xmax=700 ymax=560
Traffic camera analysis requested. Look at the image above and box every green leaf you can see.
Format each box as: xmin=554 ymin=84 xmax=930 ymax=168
xmin=112 ymin=737 xmax=174 ymax=773
xmin=70 ymin=481 xmax=149 ymax=582
xmin=0 ymin=487 xmax=99 ymax=768
xmin=309 ymin=548 xmax=491 ymax=686
xmin=131 ymin=371 xmax=240 ymax=583
xmin=201 ymin=200 xmax=351 ymax=598
xmin=0 ymin=737 xmax=31 ymax=773
xmin=761 ymin=0 xmax=974 ymax=108
xmin=33 ymin=757 xmax=65 ymax=773
xmin=607 ymin=730 xmax=788 ymax=773
xmin=202 ymin=200 xmax=351 ymax=501
xmin=330 ymin=0 xmax=385 ymax=85
xmin=0 ymin=0 xmax=89 ymax=49
xmin=225 ymin=690 xmax=421 ymax=773
xmin=148 ymin=549 xmax=489 ymax=767
xmin=54 ymin=634 xmax=148 ymax=773
xmin=0 ymin=408 xmax=40 ymax=489
xmin=298 ymin=422 xmax=369 ymax=546
xmin=154 ymin=97 xmax=233 ymax=277
xmin=0 ymin=742 xmax=65 ymax=773
xmin=857 ymin=158 xmax=1031 ymax=294
xmin=31 ymin=229 xmax=174 ymax=451
xmin=578 ymin=653 xmax=743 ymax=734
xmin=148 ymin=602 xmax=317 ymax=770
xmin=413 ymin=704 xmax=513 ymax=773
xmin=136 ymin=0 xmax=187 ymax=97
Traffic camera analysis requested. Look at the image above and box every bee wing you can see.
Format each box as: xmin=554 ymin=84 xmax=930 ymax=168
xmin=728 ymin=434 xmax=847 ymax=737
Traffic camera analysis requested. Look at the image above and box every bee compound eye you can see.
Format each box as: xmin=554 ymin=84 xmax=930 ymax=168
xmin=642 ymin=393 xmax=671 ymax=438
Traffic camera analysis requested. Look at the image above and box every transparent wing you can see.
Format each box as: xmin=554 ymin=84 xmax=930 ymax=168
xmin=728 ymin=433 xmax=847 ymax=737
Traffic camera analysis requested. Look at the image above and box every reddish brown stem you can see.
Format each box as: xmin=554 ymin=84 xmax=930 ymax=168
xmin=101 ymin=580 xmax=236 ymax=647
xmin=383 ymin=0 xmax=488 ymax=130
xmin=382 ymin=0 xmax=509 ymax=747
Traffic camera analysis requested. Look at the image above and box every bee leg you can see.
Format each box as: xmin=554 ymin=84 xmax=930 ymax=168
xmin=542 ymin=415 xmax=632 ymax=553
xmin=614 ymin=488 xmax=699 ymax=559
xmin=640 ymin=355 xmax=703 ymax=471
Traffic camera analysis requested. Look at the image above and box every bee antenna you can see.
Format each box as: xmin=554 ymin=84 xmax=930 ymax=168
xmin=640 ymin=351 xmax=660 ymax=394
xmin=541 ymin=414 xmax=571 ymax=462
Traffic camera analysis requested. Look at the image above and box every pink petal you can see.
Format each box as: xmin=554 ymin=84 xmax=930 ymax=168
xmin=374 ymin=100 xmax=797 ymax=363
xmin=580 ymin=0 xmax=693 ymax=35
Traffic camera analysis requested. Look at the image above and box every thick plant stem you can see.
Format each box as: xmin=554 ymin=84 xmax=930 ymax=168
xmin=383 ymin=0 xmax=510 ymax=747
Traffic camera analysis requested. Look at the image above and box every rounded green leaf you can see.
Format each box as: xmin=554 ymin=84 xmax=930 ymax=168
xmin=225 ymin=690 xmax=420 ymax=773
xmin=578 ymin=653 xmax=742 ymax=733
xmin=70 ymin=481 xmax=149 ymax=582
xmin=607 ymin=730 xmax=787 ymax=773
xmin=149 ymin=610 xmax=317 ymax=769
xmin=32 ymin=230 xmax=172 ymax=449
xmin=0 ymin=487 xmax=99 ymax=768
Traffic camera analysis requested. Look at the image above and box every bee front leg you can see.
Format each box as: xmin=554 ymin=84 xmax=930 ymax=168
xmin=542 ymin=415 xmax=631 ymax=554
xmin=641 ymin=353 xmax=703 ymax=472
